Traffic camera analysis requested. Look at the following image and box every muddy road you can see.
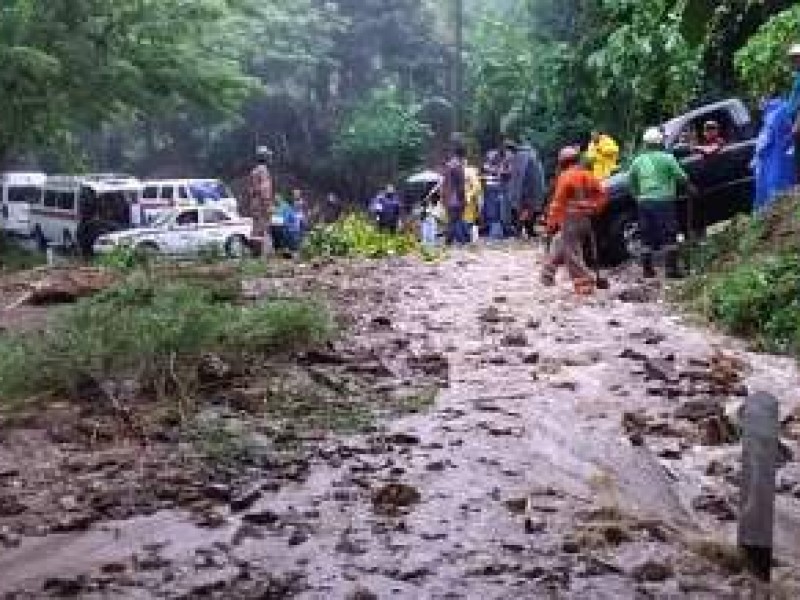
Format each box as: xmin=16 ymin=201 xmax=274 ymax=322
xmin=1 ymin=245 xmax=800 ymax=599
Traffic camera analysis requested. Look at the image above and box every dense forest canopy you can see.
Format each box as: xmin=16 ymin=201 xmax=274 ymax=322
xmin=1 ymin=0 xmax=799 ymax=196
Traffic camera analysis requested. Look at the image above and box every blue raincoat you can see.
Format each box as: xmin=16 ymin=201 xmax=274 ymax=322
xmin=754 ymin=97 xmax=796 ymax=213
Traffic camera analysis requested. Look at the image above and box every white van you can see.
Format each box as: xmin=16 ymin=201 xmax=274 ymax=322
xmin=30 ymin=175 xmax=142 ymax=254
xmin=139 ymin=179 xmax=239 ymax=224
xmin=1 ymin=172 xmax=46 ymax=236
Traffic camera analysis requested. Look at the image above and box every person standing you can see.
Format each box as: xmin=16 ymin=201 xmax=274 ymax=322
xmin=441 ymin=137 xmax=469 ymax=245
xmin=586 ymin=130 xmax=620 ymax=180
xmin=249 ymin=146 xmax=275 ymax=257
xmin=788 ymin=44 xmax=800 ymax=178
xmin=464 ymin=162 xmax=483 ymax=243
xmin=628 ymin=128 xmax=696 ymax=279
xmin=541 ymin=146 xmax=608 ymax=296
xmin=508 ymin=142 xmax=546 ymax=239
xmin=753 ymin=96 xmax=796 ymax=213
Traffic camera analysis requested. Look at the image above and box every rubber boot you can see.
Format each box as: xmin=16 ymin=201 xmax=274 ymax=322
xmin=642 ymin=253 xmax=656 ymax=279
xmin=665 ymin=249 xmax=684 ymax=279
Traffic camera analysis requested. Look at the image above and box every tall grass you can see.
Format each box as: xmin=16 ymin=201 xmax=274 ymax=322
xmin=0 ymin=273 xmax=333 ymax=402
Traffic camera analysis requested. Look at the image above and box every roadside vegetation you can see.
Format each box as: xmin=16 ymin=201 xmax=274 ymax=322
xmin=0 ymin=234 xmax=44 ymax=272
xmin=303 ymin=213 xmax=421 ymax=259
xmin=676 ymin=193 xmax=800 ymax=357
xmin=0 ymin=266 xmax=333 ymax=405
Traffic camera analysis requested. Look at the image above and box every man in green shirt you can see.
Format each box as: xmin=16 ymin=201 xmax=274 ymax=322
xmin=629 ymin=127 xmax=696 ymax=279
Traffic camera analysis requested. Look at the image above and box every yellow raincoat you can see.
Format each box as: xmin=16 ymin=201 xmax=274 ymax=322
xmin=464 ymin=165 xmax=483 ymax=224
xmin=586 ymin=134 xmax=620 ymax=180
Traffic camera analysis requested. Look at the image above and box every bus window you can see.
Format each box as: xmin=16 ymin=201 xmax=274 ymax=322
xmin=43 ymin=190 xmax=58 ymax=208
xmin=142 ymin=186 xmax=158 ymax=201
xmin=161 ymin=186 xmax=175 ymax=201
xmin=57 ymin=192 xmax=75 ymax=211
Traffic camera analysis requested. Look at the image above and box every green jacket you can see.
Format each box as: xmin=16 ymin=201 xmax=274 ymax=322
xmin=629 ymin=150 xmax=688 ymax=202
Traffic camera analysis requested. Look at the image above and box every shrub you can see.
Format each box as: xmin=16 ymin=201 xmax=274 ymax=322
xmin=303 ymin=213 xmax=419 ymax=259
xmin=0 ymin=276 xmax=333 ymax=402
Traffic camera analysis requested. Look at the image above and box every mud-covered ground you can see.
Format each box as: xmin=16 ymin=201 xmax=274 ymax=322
xmin=1 ymin=245 xmax=799 ymax=599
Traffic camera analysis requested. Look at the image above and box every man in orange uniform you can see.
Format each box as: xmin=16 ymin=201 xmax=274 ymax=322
xmin=541 ymin=146 xmax=608 ymax=295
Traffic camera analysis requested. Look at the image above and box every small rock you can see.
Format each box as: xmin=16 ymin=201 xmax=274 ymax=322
xmin=287 ymin=528 xmax=309 ymax=547
xmin=58 ymin=495 xmax=80 ymax=512
xmin=371 ymin=315 xmax=392 ymax=329
xmin=632 ymin=559 xmax=673 ymax=582
xmin=644 ymin=358 xmax=677 ymax=383
xmin=372 ymin=483 xmax=421 ymax=515
xmin=0 ymin=526 xmax=21 ymax=548
xmin=502 ymin=331 xmax=528 ymax=348
xmin=386 ymin=432 xmax=420 ymax=446
xmin=347 ymin=586 xmax=378 ymax=600
xmin=43 ymin=575 xmax=88 ymax=596
xmin=676 ymin=399 xmax=724 ymax=422
xmin=204 ymin=483 xmax=233 ymax=503
xmin=230 ymin=486 xmax=262 ymax=512
xmin=692 ymin=493 xmax=736 ymax=521
xmin=522 ymin=352 xmax=541 ymax=365
xmin=242 ymin=508 xmax=280 ymax=526
xmin=620 ymin=348 xmax=648 ymax=362
xmin=197 ymin=353 xmax=233 ymax=383
xmin=52 ymin=512 xmax=94 ymax=533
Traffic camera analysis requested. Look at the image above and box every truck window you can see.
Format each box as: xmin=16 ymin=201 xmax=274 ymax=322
xmin=178 ymin=186 xmax=189 ymax=200
xmin=143 ymin=186 xmax=158 ymax=200
xmin=43 ymin=190 xmax=58 ymax=208
xmin=202 ymin=209 xmax=231 ymax=224
xmin=161 ymin=186 xmax=175 ymax=201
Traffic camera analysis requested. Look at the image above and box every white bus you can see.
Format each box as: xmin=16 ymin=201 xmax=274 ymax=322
xmin=139 ymin=179 xmax=239 ymax=224
xmin=30 ymin=175 xmax=142 ymax=254
xmin=1 ymin=172 xmax=46 ymax=236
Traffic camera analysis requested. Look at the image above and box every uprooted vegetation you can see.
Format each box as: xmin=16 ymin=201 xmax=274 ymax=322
xmin=677 ymin=193 xmax=800 ymax=357
xmin=0 ymin=268 xmax=333 ymax=405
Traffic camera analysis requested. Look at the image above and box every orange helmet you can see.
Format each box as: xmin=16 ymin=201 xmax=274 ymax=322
xmin=557 ymin=146 xmax=580 ymax=167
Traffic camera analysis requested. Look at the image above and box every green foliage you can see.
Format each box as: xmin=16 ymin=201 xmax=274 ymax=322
xmin=94 ymin=245 xmax=152 ymax=273
xmin=0 ymin=234 xmax=45 ymax=272
xmin=0 ymin=0 xmax=260 ymax=160
xmin=333 ymin=88 xmax=432 ymax=190
xmin=734 ymin=5 xmax=800 ymax=98
xmin=677 ymin=194 xmax=800 ymax=357
xmin=303 ymin=213 xmax=419 ymax=259
xmin=0 ymin=274 xmax=333 ymax=401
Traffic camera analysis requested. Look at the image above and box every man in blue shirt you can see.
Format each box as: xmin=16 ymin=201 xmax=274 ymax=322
xmin=788 ymin=44 xmax=800 ymax=177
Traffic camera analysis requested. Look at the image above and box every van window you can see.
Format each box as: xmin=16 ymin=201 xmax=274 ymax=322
xmin=176 ymin=209 xmax=199 ymax=226
xmin=178 ymin=186 xmax=189 ymax=200
xmin=203 ymin=209 xmax=231 ymax=224
xmin=143 ymin=186 xmax=158 ymax=200
xmin=7 ymin=186 xmax=40 ymax=204
xmin=161 ymin=186 xmax=175 ymax=201
xmin=43 ymin=190 xmax=58 ymax=208
xmin=57 ymin=192 xmax=75 ymax=211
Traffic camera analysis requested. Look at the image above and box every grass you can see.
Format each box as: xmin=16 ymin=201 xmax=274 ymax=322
xmin=0 ymin=235 xmax=44 ymax=272
xmin=676 ymin=193 xmax=800 ymax=357
xmin=0 ymin=270 xmax=334 ymax=403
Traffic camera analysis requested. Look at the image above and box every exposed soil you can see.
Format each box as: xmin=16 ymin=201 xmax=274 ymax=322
xmin=1 ymin=245 xmax=799 ymax=599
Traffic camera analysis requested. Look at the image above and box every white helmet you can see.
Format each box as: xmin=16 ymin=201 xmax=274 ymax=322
xmin=643 ymin=127 xmax=664 ymax=146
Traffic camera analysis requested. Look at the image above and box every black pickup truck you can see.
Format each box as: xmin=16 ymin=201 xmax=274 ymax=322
xmin=595 ymin=98 xmax=758 ymax=263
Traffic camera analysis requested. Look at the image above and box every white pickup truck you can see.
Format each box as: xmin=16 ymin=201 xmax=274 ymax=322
xmin=94 ymin=206 xmax=253 ymax=258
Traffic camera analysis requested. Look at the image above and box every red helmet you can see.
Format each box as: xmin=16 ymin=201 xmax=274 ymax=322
xmin=557 ymin=146 xmax=580 ymax=166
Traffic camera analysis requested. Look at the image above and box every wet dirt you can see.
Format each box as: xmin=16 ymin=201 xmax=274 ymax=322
xmin=2 ymin=245 xmax=800 ymax=599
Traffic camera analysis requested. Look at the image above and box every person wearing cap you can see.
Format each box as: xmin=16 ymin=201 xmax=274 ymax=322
xmin=628 ymin=127 xmax=695 ymax=279
xmin=787 ymin=44 xmax=800 ymax=176
xmin=586 ymin=130 xmax=620 ymax=179
xmin=541 ymin=146 xmax=608 ymax=296
xmin=249 ymin=146 xmax=275 ymax=257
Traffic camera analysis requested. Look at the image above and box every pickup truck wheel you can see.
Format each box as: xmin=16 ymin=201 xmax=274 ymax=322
xmin=609 ymin=211 xmax=644 ymax=263
xmin=62 ymin=230 xmax=77 ymax=256
xmin=225 ymin=235 xmax=250 ymax=259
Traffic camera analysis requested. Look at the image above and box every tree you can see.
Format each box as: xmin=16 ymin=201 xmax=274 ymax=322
xmin=0 ymin=0 xmax=258 ymax=163
xmin=332 ymin=88 xmax=431 ymax=198
xmin=735 ymin=4 xmax=800 ymax=98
